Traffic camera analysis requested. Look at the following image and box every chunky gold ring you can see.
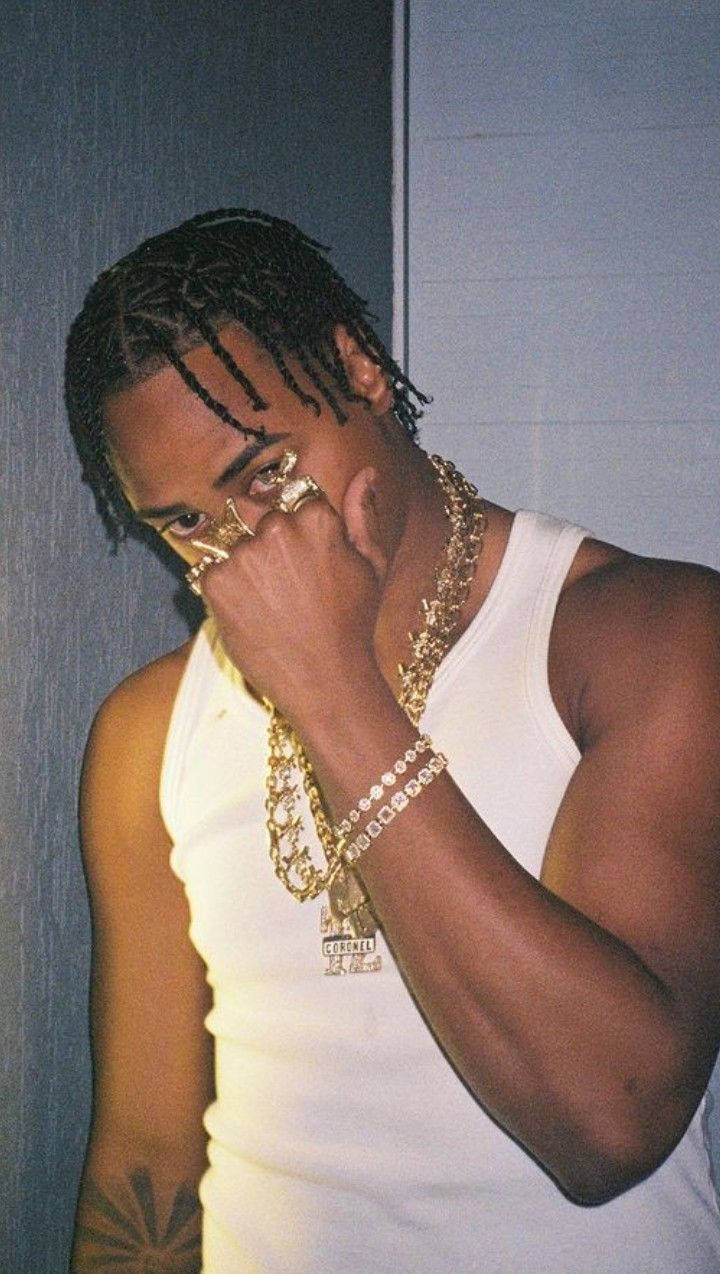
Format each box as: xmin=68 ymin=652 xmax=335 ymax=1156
xmin=275 ymin=474 xmax=324 ymax=515
xmin=191 ymin=497 xmax=255 ymax=554
xmin=185 ymin=497 xmax=255 ymax=595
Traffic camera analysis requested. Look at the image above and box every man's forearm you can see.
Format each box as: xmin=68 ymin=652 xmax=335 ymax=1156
xmin=71 ymin=1165 xmax=201 ymax=1273
xmin=300 ymin=679 xmax=709 ymax=1204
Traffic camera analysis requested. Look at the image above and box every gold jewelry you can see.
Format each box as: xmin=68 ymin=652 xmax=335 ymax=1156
xmin=275 ymin=474 xmax=324 ymax=514
xmin=185 ymin=497 xmax=255 ymax=595
xmin=182 ymin=449 xmax=321 ymax=598
xmin=264 ymin=453 xmax=486 ymax=939
xmin=265 ymin=709 xmax=338 ymax=900
xmin=333 ymin=734 xmax=432 ymax=839
xmin=267 ymin=449 xmax=298 ymax=486
xmin=262 ymin=447 xmax=325 ymax=512
xmin=341 ymin=751 xmax=448 ymax=866
xmin=192 ymin=496 xmax=255 ymax=553
xmin=399 ymin=456 xmax=487 ymax=726
xmin=185 ymin=553 xmax=219 ymax=595
xmin=265 ymin=709 xmax=378 ymax=939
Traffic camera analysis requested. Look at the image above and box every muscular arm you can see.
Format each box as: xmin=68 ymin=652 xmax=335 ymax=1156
xmin=199 ymin=488 xmax=720 ymax=1205
xmin=299 ymin=553 xmax=720 ymax=1204
xmin=71 ymin=646 xmax=213 ymax=1272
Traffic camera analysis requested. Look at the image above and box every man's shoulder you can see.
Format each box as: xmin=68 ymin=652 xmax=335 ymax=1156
xmin=80 ymin=637 xmax=203 ymax=897
xmin=554 ymin=538 xmax=720 ymax=735
xmin=562 ymin=537 xmax=720 ymax=637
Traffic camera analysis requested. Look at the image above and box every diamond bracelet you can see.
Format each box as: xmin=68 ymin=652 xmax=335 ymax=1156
xmin=333 ymin=734 xmax=433 ymax=840
xmin=340 ymin=751 xmax=448 ymax=867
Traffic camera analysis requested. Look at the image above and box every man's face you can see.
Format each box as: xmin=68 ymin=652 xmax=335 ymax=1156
xmin=102 ymin=324 xmax=396 ymax=568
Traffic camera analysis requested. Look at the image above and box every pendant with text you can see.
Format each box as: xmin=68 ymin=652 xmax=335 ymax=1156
xmin=320 ymin=905 xmax=382 ymax=975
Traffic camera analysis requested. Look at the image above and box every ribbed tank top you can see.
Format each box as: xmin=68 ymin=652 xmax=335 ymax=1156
xmin=160 ymin=510 xmax=720 ymax=1272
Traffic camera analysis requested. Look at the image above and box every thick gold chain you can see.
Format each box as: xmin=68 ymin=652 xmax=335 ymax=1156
xmin=399 ymin=456 xmax=487 ymax=725
xmin=265 ymin=710 xmax=338 ymax=901
xmin=264 ymin=454 xmax=486 ymax=927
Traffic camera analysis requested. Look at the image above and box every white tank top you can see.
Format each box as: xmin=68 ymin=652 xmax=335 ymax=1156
xmin=161 ymin=510 xmax=720 ymax=1272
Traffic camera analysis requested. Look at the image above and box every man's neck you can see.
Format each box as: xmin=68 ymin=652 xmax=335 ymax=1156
xmin=373 ymin=449 xmax=488 ymax=696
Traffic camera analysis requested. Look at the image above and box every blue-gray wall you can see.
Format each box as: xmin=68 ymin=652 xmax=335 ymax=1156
xmin=404 ymin=0 xmax=719 ymax=568
xmin=0 ymin=4 xmax=392 ymax=1268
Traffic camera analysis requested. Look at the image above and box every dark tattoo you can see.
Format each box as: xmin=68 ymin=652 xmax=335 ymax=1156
xmin=74 ymin=1168 xmax=201 ymax=1272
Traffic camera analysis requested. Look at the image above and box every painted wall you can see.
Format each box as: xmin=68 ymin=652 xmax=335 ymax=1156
xmin=403 ymin=0 xmax=719 ymax=567
xmin=0 ymin=3 xmax=392 ymax=1268
xmin=399 ymin=0 xmax=719 ymax=1179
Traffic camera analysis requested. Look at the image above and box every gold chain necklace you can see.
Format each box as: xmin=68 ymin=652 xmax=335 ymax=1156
xmin=264 ymin=455 xmax=487 ymax=936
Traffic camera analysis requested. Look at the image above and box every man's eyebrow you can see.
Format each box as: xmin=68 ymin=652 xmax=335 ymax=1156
xmin=213 ymin=433 xmax=288 ymax=489
xmin=135 ymin=433 xmax=288 ymax=521
xmin=136 ymin=498 xmax=191 ymax=521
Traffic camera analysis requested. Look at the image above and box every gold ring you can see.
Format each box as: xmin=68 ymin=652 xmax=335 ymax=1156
xmin=185 ymin=497 xmax=255 ymax=595
xmin=191 ymin=497 xmax=255 ymax=554
xmin=275 ymin=475 xmax=324 ymax=515
xmin=185 ymin=554 xmax=217 ymax=597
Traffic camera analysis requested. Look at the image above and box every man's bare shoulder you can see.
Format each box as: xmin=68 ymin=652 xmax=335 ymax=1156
xmin=554 ymin=538 xmax=720 ymax=739
xmin=562 ymin=537 xmax=720 ymax=640
xmin=82 ymin=637 xmax=198 ymax=864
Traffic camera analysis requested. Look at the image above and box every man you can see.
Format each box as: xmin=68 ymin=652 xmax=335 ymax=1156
xmin=66 ymin=208 xmax=720 ymax=1271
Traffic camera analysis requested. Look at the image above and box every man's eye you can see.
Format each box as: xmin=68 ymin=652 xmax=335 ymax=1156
xmin=163 ymin=512 xmax=208 ymax=539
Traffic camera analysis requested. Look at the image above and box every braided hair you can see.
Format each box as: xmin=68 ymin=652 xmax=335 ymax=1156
xmin=65 ymin=208 xmax=428 ymax=540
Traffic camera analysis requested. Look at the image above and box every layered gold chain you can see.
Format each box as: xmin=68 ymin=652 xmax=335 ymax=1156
xmin=264 ymin=455 xmax=486 ymax=934
xmin=399 ymin=456 xmax=487 ymax=725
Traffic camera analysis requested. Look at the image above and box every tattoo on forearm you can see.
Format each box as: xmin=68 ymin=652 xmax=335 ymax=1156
xmin=74 ymin=1167 xmax=201 ymax=1272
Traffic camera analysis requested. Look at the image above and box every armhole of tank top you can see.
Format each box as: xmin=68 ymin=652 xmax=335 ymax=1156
xmin=524 ymin=521 xmax=586 ymax=769
xmin=159 ymin=619 xmax=214 ymax=847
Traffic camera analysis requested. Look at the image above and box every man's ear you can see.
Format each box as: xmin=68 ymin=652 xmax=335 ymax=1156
xmin=334 ymin=324 xmax=393 ymax=415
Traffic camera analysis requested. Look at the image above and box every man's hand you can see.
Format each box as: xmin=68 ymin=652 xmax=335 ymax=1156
xmin=200 ymin=466 xmax=386 ymax=721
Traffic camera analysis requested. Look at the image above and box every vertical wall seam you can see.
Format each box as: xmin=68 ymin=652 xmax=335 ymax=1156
xmin=391 ymin=0 xmax=410 ymax=372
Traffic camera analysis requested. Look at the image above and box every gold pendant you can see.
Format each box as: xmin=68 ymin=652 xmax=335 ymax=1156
xmin=326 ymin=862 xmax=378 ymax=939
xmin=320 ymin=905 xmax=382 ymax=976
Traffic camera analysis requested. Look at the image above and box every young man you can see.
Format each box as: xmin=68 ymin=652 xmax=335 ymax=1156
xmin=66 ymin=209 xmax=720 ymax=1271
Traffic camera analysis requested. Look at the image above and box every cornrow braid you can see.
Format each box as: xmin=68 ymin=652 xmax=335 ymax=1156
xmin=173 ymin=301 xmax=269 ymax=412
xmin=147 ymin=324 xmax=267 ymax=440
xmin=65 ymin=207 xmax=429 ymax=541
